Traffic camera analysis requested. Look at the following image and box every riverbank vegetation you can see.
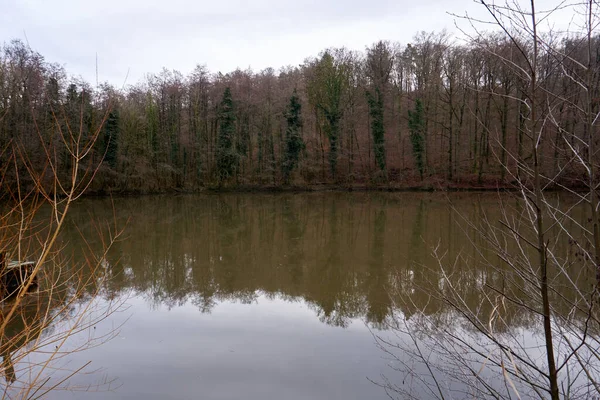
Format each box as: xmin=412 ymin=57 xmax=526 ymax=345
xmin=1 ymin=11 xmax=598 ymax=194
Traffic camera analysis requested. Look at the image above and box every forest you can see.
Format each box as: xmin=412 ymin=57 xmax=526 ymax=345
xmin=0 ymin=30 xmax=598 ymax=193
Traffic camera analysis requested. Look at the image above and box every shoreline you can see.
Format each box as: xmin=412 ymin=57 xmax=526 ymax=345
xmin=83 ymin=181 xmax=584 ymax=197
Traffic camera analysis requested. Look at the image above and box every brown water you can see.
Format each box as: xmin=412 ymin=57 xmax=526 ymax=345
xmin=2 ymin=192 xmax=592 ymax=399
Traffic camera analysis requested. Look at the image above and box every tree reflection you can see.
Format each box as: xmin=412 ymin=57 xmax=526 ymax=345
xmin=66 ymin=193 xmax=587 ymax=332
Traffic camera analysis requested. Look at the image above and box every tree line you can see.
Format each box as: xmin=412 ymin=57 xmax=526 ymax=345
xmin=0 ymin=30 xmax=598 ymax=193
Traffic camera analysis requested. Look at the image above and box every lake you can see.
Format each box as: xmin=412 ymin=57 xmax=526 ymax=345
xmin=2 ymin=192 xmax=594 ymax=399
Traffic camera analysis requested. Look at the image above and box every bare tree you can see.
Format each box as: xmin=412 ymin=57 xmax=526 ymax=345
xmin=0 ymin=78 xmax=127 ymax=398
xmin=375 ymin=1 xmax=600 ymax=399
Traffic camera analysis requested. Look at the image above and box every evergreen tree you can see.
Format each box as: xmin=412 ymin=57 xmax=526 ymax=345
xmin=103 ymin=109 xmax=119 ymax=169
xmin=408 ymin=99 xmax=426 ymax=180
xmin=365 ymin=41 xmax=393 ymax=177
xmin=283 ymin=90 xmax=304 ymax=184
xmin=307 ymin=51 xmax=350 ymax=179
xmin=145 ymin=92 xmax=160 ymax=167
xmin=216 ymin=87 xmax=237 ymax=185
xmin=366 ymin=88 xmax=386 ymax=173
xmin=64 ymin=84 xmax=93 ymax=171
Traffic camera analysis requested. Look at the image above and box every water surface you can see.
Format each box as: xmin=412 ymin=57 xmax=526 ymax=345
xmin=5 ymin=192 xmax=586 ymax=399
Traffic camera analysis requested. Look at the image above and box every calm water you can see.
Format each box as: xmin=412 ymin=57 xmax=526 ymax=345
xmin=2 ymin=192 xmax=590 ymax=399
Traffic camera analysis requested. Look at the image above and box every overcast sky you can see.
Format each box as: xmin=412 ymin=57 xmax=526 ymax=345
xmin=0 ymin=0 xmax=578 ymax=86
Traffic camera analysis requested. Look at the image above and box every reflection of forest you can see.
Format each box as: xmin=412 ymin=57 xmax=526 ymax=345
xmin=66 ymin=193 xmax=591 ymax=330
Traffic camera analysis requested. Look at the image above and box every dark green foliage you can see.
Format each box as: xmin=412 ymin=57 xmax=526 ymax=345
xmin=216 ymin=87 xmax=238 ymax=184
xmin=326 ymin=119 xmax=339 ymax=178
xmin=66 ymin=84 xmax=94 ymax=139
xmin=64 ymin=84 xmax=93 ymax=170
xmin=366 ymin=88 xmax=386 ymax=173
xmin=408 ymin=99 xmax=426 ymax=180
xmin=103 ymin=109 xmax=119 ymax=169
xmin=145 ymin=93 xmax=160 ymax=165
xmin=307 ymin=51 xmax=349 ymax=179
xmin=65 ymin=84 xmax=79 ymax=118
xmin=237 ymin=114 xmax=250 ymax=157
xmin=45 ymin=77 xmax=60 ymax=110
xmin=283 ymin=90 xmax=305 ymax=184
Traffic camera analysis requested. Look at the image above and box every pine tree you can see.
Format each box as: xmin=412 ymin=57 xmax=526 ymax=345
xmin=145 ymin=92 xmax=159 ymax=167
xmin=408 ymin=99 xmax=425 ymax=180
xmin=365 ymin=41 xmax=393 ymax=177
xmin=366 ymin=88 xmax=386 ymax=173
xmin=307 ymin=51 xmax=350 ymax=179
xmin=216 ymin=87 xmax=237 ymax=185
xmin=283 ymin=90 xmax=304 ymax=184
